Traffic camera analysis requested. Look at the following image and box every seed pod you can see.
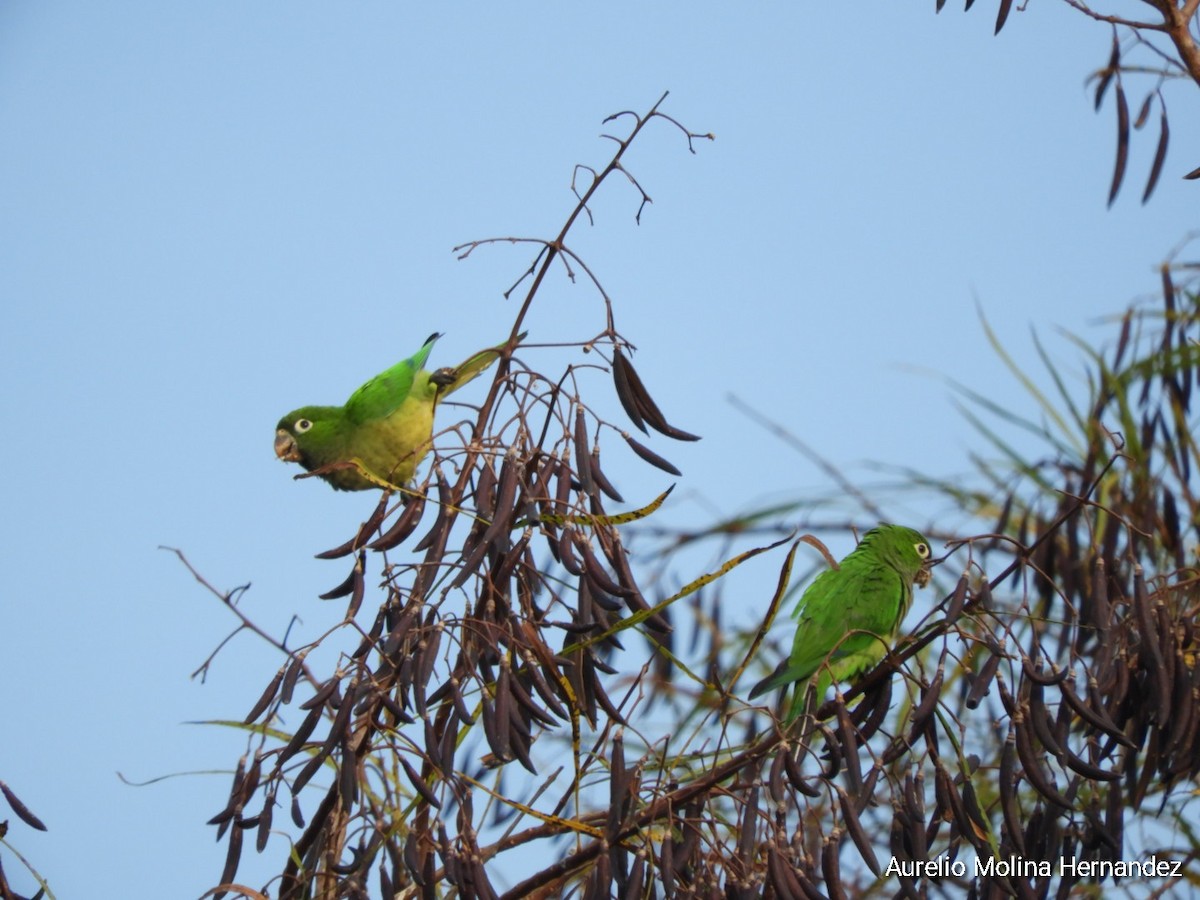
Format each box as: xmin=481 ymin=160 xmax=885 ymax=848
xmin=244 ymin=665 xmax=287 ymax=725
xmin=318 ymin=560 xmax=360 ymax=600
xmin=612 ymin=347 xmax=648 ymax=433
xmin=836 ymin=786 xmax=881 ymax=876
xmin=965 ymin=652 xmax=1002 ymax=710
xmin=413 ymin=470 xmax=454 ymax=553
xmin=399 ymin=755 xmax=441 ymax=809
xmin=219 ymin=818 xmax=243 ymax=890
xmin=821 ymin=831 xmax=848 ymax=900
xmin=0 ymin=780 xmax=47 ymax=832
xmin=767 ymin=845 xmax=814 ymax=899
xmin=1013 ymin=709 xmax=1073 ymax=810
xmin=834 ymin=697 xmax=863 ymax=796
xmin=998 ymin=732 xmax=1027 ymax=854
xmin=314 ymin=493 xmax=391 ymax=559
xmin=279 ymin=704 xmax=324 ymax=765
xmin=367 ymin=489 xmax=428 ymax=551
xmin=611 ymin=348 xmax=700 ymax=441
xmin=576 ymin=534 xmax=630 ymax=598
xmin=1061 ymin=677 xmax=1136 ymax=747
xmin=946 ymin=572 xmax=969 ymax=622
xmin=782 ymin=743 xmax=822 ymax=797
xmin=590 ymin=445 xmax=624 ymax=503
xmin=623 ymin=432 xmax=682 ymax=476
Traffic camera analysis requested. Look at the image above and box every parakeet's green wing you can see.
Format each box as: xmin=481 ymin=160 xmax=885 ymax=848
xmin=750 ymin=562 xmax=908 ymax=697
xmin=343 ymin=333 xmax=440 ymax=424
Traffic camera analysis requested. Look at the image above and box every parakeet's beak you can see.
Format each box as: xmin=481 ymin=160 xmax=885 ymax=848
xmin=915 ymin=566 xmax=933 ymax=589
xmin=275 ymin=429 xmax=301 ymax=462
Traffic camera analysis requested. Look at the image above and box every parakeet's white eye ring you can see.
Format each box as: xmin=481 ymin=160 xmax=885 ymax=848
xmin=915 ymin=542 xmax=930 ymax=559
xmin=295 ymin=418 xmax=313 ymax=433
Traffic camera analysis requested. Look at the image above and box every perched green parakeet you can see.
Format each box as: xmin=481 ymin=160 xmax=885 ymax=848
xmin=749 ymin=523 xmax=933 ymax=723
xmin=274 ymin=332 xmax=517 ymax=491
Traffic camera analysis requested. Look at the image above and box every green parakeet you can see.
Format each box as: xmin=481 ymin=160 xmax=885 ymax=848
xmin=274 ymin=332 xmax=516 ymax=491
xmin=749 ymin=524 xmax=933 ymax=723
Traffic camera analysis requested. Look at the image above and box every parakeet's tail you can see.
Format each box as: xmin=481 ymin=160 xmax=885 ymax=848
xmin=432 ymin=332 xmax=527 ymax=399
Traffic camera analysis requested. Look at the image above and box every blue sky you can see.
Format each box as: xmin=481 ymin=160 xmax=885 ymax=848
xmin=2 ymin=3 xmax=1198 ymax=897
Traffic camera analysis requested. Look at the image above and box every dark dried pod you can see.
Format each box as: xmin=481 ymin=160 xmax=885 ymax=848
xmin=403 ymin=828 xmax=424 ymax=885
xmin=965 ymin=651 xmax=1002 ymax=710
xmin=315 ymin=493 xmax=391 ymax=560
xmin=1061 ymin=677 xmax=1136 ymax=747
xmin=1062 ymin=741 xmax=1121 ymax=782
xmin=413 ymin=470 xmax=454 ymax=553
xmin=0 ymin=780 xmax=47 ymax=832
xmin=1026 ymin=676 xmax=1065 ymax=759
xmin=781 ymin=743 xmax=823 ymax=797
xmin=612 ymin=346 xmax=700 ymax=441
xmin=821 ymin=831 xmax=848 ymax=900
xmin=767 ymin=845 xmax=813 ymax=899
xmin=399 ymin=755 xmax=442 ymax=809
xmin=481 ymin=693 xmax=512 ymax=765
xmin=908 ymin=666 xmax=945 ymax=737
xmin=557 ymin=525 xmax=584 ymax=577
xmin=590 ymin=446 xmax=624 ymax=503
xmin=946 ymin=572 xmax=969 ymax=622
xmin=344 ymin=551 xmax=366 ymax=618
xmin=299 ymin=676 xmax=340 ymax=711
xmin=507 ymin=667 xmax=557 ymax=728
xmin=999 ymin=733 xmax=1027 ymax=855
xmin=338 ymin=745 xmax=358 ymax=806
xmin=623 ymin=432 xmax=682 ymax=476
xmin=612 ymin=347 xmax=648 ymax=433
xmin=573 ymin=406 xmax=596 ymax=496
xmin=833 ymin=697 xmax=863 ymax=795
xmin=836 ymin=786 xmax=881 ymax=876
xmin=519 ymin=652 xmax=570 ymax=720
xmin=318 ymin=558 xmax=361 ymax=600
xmin=253 ymin=792 xmax=274 ymax=854
xmin=219 ymin=817 xmax=243 ymax=890
xmin=280 ymin=652 xmax=307 ymax=706
xmin=1013 ymin=709 xmax=1073 ymax=810
xmin=576 ymin=534 xmax=630 ymax=598
xmin=278 ymin=705 xmax=323 ymax=767
xmin=244 ymin=665 xmax=286 ymax=725
xmin=367 ymin=489 xmax=427 ymax=551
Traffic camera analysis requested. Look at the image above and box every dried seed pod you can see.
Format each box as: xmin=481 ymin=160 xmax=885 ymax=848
xmin=0 ymin=780 xmax=47 ymax=832
xmin=834 ymin=697 xmax=863 ymax=796
xmin=590 ymin=445 xmax=624 ymax=503
xmin=367 ymin=489 xmax=428 ymax=551
xmin=998 ymin=733 xmax=1027 ymax=855
xmin=612 ymin=347 xmax=648 ymax=433
xmin=965 ymin=652 xmax=1002 ymax=710
xmin=1013 ymin=708 xmax=1073 ymax=810
xmin=767 ymin=845 xmax=813 ymax=899
xmin=413 ymin=471 xmax=454 ymax=553
xmin=400 ymin=755 xmax=441 ymax=809
xmin=244 ymin=665 xmax=287 ymax=725
xmin=836 ymin=786 xmax=881 ymax=876
xmin=1061 ymin=677 xmax=1136 ymax=747
xmin=576 ymin=534 xmax=630 ymax=598
xmin=318 ymin=558 xmax=361 ymax=600
xmin=314 ymin=493 xmax=390 ymax=560
xmin=821 ymin=831 xmax=848 ymax=900
xmin=573 ymin=406 xmax=596 ymax=497
xmin=278 ymin=705 xmax=323 ymax=765
xmin=782 ymin=743 xmax=822 ymax=797
xmin=946 ymin=572 xmax=969 ymax=622
xmin=623 ymin=432 xmax=682 ymax=476
xmin=611 ymin=347 xmax=700 ymax=441
xmin=253 ymin=793 xmax=274 ymax=853
xmin=219 ymin=818 xmax=243 ymax=890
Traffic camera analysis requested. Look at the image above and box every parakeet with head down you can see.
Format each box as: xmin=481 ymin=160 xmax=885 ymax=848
xmin=274 ymin=332 xmax=518 ymax=491
xmin=749 ymin=523 xmax=933 ymax=723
